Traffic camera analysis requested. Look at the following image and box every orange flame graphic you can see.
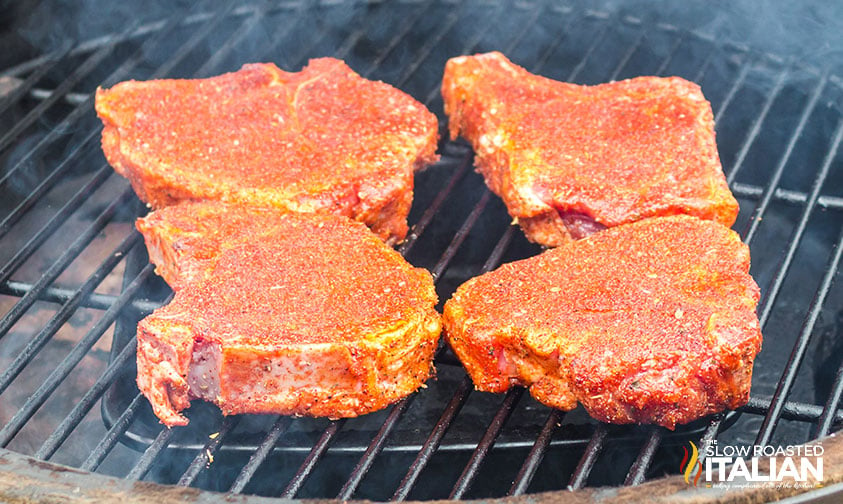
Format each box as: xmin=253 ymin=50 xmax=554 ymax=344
xmin=694 ymin=460 xmax=703 ymax=486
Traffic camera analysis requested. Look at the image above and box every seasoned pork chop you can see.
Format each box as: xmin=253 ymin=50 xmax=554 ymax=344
xmin=443 ymin=216 xmax=761 ymax=429
xmin=96 ymin=59 xmax=439 ymax=245
xmin=441 ymin=52 xmax=738 ymax=246
xmin=135 ymin=202 xmax=441 ymax=426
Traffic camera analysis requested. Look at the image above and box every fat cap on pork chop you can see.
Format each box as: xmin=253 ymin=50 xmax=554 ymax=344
xmin=96 ymin=59 xmax=439 ymax=245
xmin=443 ymin=215 xmax=761 ymax=429
xmin=135 ymin=202 xmax=441 ymax=426
xmin=441 ymin=51 xmax=738 ymax=246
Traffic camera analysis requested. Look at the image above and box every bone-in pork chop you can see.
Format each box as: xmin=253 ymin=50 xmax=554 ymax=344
xmin=442 ymin=215 xmax=761 ymax=429
xmin=441 ymin=51 xmax=738 ymax=246
xmin=96 ymin=59 xmax=439 ymax=245
xmin=135 ymin=202 xmax=441 ymax=426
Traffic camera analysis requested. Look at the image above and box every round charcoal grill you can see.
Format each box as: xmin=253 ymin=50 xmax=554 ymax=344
xmin=2 ymin=1 xmax=843 ymax=502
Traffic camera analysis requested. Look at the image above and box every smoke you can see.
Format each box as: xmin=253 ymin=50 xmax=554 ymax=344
xmin=586 ymin=0 xmax=843 ymax=72
xmin=7 ymin=0 xmax=843 ymax=75
xmin=9 ymin=0 xmax=191 ymax=53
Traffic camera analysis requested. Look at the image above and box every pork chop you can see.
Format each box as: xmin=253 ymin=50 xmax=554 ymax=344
xmin=442 ymin=215 xmax=761 ymax=429
xmin=135 ymin=202 xmax=441 ymax=426
xmin=96 ymin=59 xmax=440 ymax=245
xmin=441 ymin=51 xmax=739 ymax=247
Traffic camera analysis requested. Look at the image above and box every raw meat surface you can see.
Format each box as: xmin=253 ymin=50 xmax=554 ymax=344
xmin=96 ymin=59 xmax=439 ymax=245
xmin=443 ymin=215 xmax=761 ymax=429
xmin=135 ymin=202 xmax=441 ymax=426
xmin=441 ymin=51 xmax=739 ymax=246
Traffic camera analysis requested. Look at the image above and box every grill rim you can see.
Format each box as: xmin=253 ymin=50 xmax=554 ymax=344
xmin=2 ymin=437 xmax=843 ymax=503
xmin=1 ymin=0 xmax=843 ymax=500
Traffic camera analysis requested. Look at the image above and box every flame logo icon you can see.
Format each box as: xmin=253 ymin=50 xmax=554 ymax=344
xmin=680 ymin=441 xmax=703 ymax=486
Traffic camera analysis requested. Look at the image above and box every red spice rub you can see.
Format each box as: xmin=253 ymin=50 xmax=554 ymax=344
xmin=443 ymin=215 xmax=761 ymax=429
xmin=442 ymin=51 xmax=738 ymax=246
xmin=96 ymin=59 xmax=439 ymax=245
xmin=136 ymin=202 xmax=440 ymax=426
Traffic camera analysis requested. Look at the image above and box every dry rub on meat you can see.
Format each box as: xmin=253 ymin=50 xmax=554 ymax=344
xmin=441 ymin=51 xmax=739 ymax=247
xmin=135 ymin=202 xmax=441 ymax=426
xmin=96 ymin=59 xmax=439 ymax=245
xmin=443 ymin=215 xmax=761 ymax=429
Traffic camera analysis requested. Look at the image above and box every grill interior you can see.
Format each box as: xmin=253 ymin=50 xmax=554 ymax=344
xmin=2 ymin=0 xmax=843 ymax=501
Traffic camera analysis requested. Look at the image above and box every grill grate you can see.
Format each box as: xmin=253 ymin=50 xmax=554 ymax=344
xmin=1 ymin=0 xmax=843 ymax=501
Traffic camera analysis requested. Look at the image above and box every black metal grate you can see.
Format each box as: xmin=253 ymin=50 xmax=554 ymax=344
xmin=1 ymin=0 xmax=843 ymax=501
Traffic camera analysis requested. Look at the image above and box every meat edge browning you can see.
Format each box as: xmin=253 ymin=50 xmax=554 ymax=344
xmin=441 ymin=214 xmax=762 ymax=429
xmin=96 ymin=66 xmax=441 ymax=246
xmin=133 ymin=192 xmax=430 ymax=287
xmin=100 ymin=121 xmax=437 ymax=245
xmin=137 ymin=310 xmax=441 ymax=426
xmin=442 ymin=293 xmax=760 ymax=430
xmin=441 ymin=73 xmax=606 ymax=246
xmin=134 ymin=214 xmax=190 ymax=289
xmin=441 ymin=53 xmax=739 ymax=247
xmin=446 ymin=104 xmax=739 ymax=247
